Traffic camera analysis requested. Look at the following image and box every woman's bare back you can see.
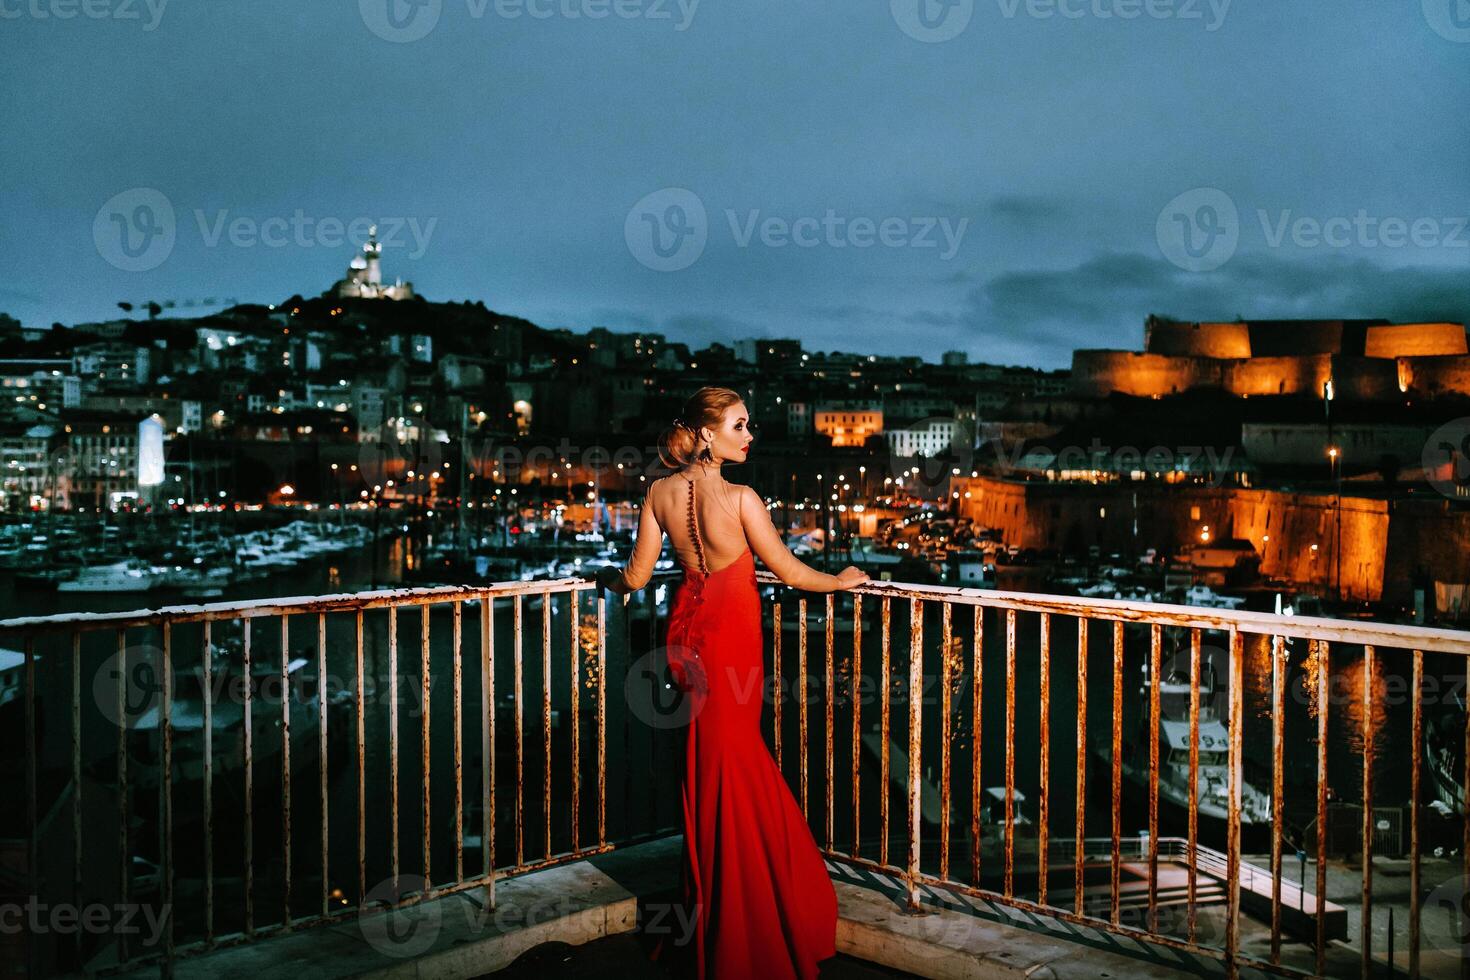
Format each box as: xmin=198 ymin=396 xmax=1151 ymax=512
xmin=649 ymin=473 xmax=750 ymax=575
xmin=609 ymin=472 xmax=857 ymax=593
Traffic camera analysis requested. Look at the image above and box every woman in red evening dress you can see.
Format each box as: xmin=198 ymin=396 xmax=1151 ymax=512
xmin=598 ymin=386 xmax=869 ymax=979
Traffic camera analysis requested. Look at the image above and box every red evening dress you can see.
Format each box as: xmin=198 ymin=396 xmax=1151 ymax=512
xmin=649 ymin=476 xmax=838 ymax=979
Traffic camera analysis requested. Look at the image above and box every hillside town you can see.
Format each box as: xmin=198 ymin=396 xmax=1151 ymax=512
xmin=2 ymin=233 xmax=1469 ymax=625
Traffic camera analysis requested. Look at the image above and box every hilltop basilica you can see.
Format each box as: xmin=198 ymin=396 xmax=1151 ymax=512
xmin=329 ymin=226 xmax=416 ymax=301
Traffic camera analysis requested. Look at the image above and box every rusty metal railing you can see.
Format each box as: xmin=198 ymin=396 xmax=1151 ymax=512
xmin=756 ymin=574 xmax=1470 ymax=980
xmin=8 ymin=572 xmax=1470 ymax=979
xmin=3 ymin=578 xmax=611 ymax=977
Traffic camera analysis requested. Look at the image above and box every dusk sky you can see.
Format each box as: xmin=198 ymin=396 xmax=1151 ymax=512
xmin=3 ymin=0 xmax=1469 ymax=369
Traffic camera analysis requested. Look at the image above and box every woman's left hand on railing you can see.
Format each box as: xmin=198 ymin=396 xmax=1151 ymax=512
xmin=590 ymin=566 xmax=623 ymax=592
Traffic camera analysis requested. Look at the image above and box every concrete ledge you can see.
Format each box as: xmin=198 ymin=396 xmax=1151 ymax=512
xmin=830 ymin=874 xmax=1231 ymax=979
xmin=113 ymin=852 xmax=646 ymax=980
xmin=110 ymin=836 xmax=1281 ymax=980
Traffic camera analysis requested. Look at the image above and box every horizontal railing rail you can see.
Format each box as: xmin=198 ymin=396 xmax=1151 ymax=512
xmin=0 ymin=579 xmax=588 ymax=633
xmin=752 ymin=575 xmax=1470 ymax=654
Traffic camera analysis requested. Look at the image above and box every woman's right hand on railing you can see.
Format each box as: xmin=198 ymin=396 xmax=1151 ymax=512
xmin=833 ymin=566 xmax=870 ymax=591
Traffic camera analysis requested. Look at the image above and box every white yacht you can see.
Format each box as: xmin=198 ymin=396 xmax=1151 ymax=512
xmin=1183 ymin=584 xmax=1247 ymax=609
xmin=57 ymin=560 xmax=162 ymax=593
xmin=1106 ymin=655 xmax=1272 ymax=832
xmin=0 ymin=647 xmax=25 ymax=709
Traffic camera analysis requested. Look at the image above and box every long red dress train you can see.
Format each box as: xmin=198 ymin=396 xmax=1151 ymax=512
xmin=650 ymin=544 xmax=838 ymax=979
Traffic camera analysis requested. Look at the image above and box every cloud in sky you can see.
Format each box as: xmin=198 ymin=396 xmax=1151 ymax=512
xmin=979 ymin=251 xmax=1470 ymax=360
xmin=1 ymin=1 xmax=1467 ymax=367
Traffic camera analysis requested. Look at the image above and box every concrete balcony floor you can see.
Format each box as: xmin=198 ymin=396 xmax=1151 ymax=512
xmin=113 ymin=836 xmax=1364 ymax=980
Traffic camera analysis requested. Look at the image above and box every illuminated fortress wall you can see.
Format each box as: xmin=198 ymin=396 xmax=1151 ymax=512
xmin=1073 ymin=319 xmax=1470 ymax=400
xmin=1070 ymin=351 xmax=1219 ymax=397
xmin=1364 ymin=322 xmax=1467 ymax=358
xmin=1225 ymin=354 xmax=1334 ymax=397
xmin=957 ymin=476 xmax=1402 ymax=602
xmin=1399 ymin=355 xmax=1470 ymax=397
xmin=1144 ymin=319 xmax=1252 ymax=358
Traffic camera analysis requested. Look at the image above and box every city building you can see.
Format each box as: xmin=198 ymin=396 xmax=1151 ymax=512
xmin=814 ymin=404 xmax=883 ymax=447
xmin=0 ymin=423 xmax=58 ymax=511
xmin=63 ymin=411 xmax=164 ymax=510
xmin=0 ymin=360 xmax=81 ymax=410
xmin=80 ymin=394 xmax=203 ymax=435
xmin=887 ymin=417 xmax=964 ymax=460
xmin=71 ymin=342 xmax=151 ymax=389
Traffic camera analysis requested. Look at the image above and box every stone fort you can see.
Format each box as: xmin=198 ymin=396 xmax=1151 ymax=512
xmin=1071 ymin=316 xmax=1470 ymax=400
